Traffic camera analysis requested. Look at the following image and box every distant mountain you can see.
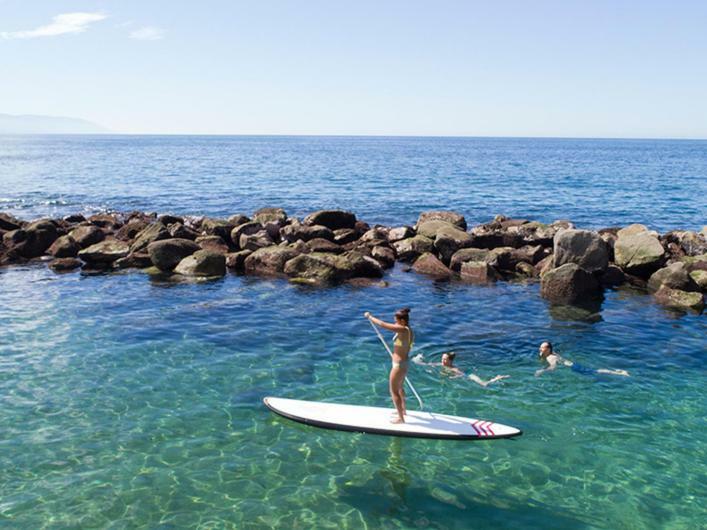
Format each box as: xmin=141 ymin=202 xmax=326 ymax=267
xmin=0 ymin=113 xmax=108 ymax=134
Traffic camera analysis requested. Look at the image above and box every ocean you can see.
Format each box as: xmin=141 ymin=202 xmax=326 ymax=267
xmin=1 ymin=135 xmax=705 ymax=529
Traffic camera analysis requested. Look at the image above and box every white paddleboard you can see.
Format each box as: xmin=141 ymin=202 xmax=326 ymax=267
xmin=264 ymin=397 xmax=522 ymax=440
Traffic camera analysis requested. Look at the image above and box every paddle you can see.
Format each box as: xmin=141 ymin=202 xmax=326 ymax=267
xmin=367 ymin=319 xmax=425 ymax=410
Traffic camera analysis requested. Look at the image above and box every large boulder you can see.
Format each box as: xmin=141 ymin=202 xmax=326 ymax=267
xmin=15 ymin=220 xmax=59 ymax=258
xmin=253 ymin=207 xmax=287 ymax=226
xmin=88 ymin=213 xmax=122 ymax=230
xmin=412 ymin=253 xmax=452 ymax=279
xmin=449 ymin=248 xmax=491 ymax=272
xmin=416 ymin=220 xmax=457 ymax=240
xmin=654 ymin=287 xmax=704 ymax=313
xmin=434 ymin=224 xmax=473 ymax=264
xmin=201 ymin=218 xmax=236 ymax=240
xmin=114 ymin=252 xmax=152 ymax=269
xmin=115 ymin=220 xmax=149 ymax=241
xmin=460 ymin=261 xmax=497 ymax=283
xmin=69 ymin=225 xmax=105 ymax=249
xmin=512 ymin=245 xmax=547 ymax=266
xmin=617 ymin=224 xmax=651 ymax=239
xmin=333 ymin=228 xmax=359 ymax=245
xmin=303 ymin=210 xmax=356 ymax=230
xmin=371 ymin=245 xmax=396 ymax=268
xmin=174 ymin=250 xmax=226 ymax=277
xmin=78 ymin=240 xmax=130 ymax=264
xmin=0 ymin=213 xmax=23 ymax=231
xmin=147 ymin=238 xmax=200 ymax=271
xmin=244 ymin=245 xmax=301 ymax=275
xmin=540 ymin=263 xmax=603 ymax=305
xmin=345 ymin=251 xmax=384 ymax=278
xmin=614 ymin=232 xmax=665 ymax=277
xmin=284 ymin=253 xmax=342 ymax=284
xmin=196 ymin=235 xmax=230 ymax=254
xmin=387 ymin=226 xmax=415 ymax=243
xmin=689 ymin=270 xmax=707 ymax=292
xmin=168 ymin=222 xmax=200 ymax=241
xmin=130 ymin=222 xmax=169 ymax=253
xmin=648 ymin=262 xmax=696 ymax=292
xmin=416 ymin=211 xmax=466 ymax=231
xmin=231 ymin=221 xmax=264 ymax=247
xmin=392 ymin=235 xmax=434 ymax=262
xmin=306 ymin=238 xmax=343 ymax=254
xmin=553 ymin=229 xmax=609 ymax=273
xmin=239 ymin=230 xmax=273 ymax=251
xmin=47 ymin=235 xmax=79 ymax=258
xmin=225 ymin=250 xmax=252 ymax=272
xmin=280 ymin=222 xmax=335 ymax=243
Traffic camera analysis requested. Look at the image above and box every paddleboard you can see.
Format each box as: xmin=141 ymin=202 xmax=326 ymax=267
xmin=264 ymin=397 xmax=522 ymax=440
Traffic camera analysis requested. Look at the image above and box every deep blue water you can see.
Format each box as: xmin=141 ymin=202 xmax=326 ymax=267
xmin=1 ymin=135 xmax=706 ymax=231
xmin=0 ymin=136 xmax=706 ymax=529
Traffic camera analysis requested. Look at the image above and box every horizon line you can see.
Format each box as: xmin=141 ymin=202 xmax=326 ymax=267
xmin=1 ymin=132 xmax=707 ymax=141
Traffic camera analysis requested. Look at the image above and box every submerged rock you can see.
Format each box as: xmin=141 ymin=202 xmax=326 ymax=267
xmin=460 ymin=261 xmax=497 ymax=283
xmin=49 ymin=257 xmax=82 ymax=271
xmin=654 ymin=286 xmax=704 ymax=312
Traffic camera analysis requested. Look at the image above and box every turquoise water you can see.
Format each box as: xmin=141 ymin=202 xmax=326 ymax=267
xmin=1 ymin=264 xmax=705 ymax=529
xmin=1 ymin=136 xmax=706 ymax=528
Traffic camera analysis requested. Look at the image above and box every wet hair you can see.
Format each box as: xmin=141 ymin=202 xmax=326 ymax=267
xmin=442 ymin=352 xmax=456 ymax=361
xmin=394 ymin=307 xmax=411 ymax=323
xmin=539 ymin=341 xmax=554 ymax=357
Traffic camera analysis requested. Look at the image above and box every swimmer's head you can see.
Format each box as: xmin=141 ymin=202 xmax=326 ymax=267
xmin=441 ymin=352 xmax=456 ymax=366
xmin=539 ymin=341 xmax=553 ymax=358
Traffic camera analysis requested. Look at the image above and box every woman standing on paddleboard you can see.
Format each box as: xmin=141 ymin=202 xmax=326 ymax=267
xmin=364 ymin=308 xmax=414 ymax=424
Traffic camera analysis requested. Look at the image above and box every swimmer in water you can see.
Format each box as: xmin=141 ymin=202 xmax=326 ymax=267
xmin=535 ymin=341 xmax=630 ymax=377
xmin=413 ymin=352 xmax=510 ymax=387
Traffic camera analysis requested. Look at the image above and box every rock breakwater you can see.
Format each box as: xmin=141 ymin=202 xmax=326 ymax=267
xmin=1 ymin=209 xmax=705 ymax=314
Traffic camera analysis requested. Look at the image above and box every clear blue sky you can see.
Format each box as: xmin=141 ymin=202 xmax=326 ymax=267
xmin=1 ymin=0 xmax=706 ymax=137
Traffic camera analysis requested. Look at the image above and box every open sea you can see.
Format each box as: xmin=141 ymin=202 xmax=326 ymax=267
xmin=1 ymin=135 xmax=705 ymax=529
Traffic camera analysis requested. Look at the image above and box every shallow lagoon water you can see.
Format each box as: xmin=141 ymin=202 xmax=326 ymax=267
xmin=0 ymin=136 xmax=706 ymax=528
xmin=1 ymin=264 xmax=705 ymax=529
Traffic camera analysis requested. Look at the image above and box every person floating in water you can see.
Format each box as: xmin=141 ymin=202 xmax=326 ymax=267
xmin=535 ymin=341 xmax=630 ymax=377
xmin=365 ymin=308 xmax=414 ymax=424
xmin=413 ymin=352 xmax=510 ymax=387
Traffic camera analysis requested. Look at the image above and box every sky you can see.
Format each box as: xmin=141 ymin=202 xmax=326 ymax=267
xmin=1 ymin=1 xmax=706 ymax=138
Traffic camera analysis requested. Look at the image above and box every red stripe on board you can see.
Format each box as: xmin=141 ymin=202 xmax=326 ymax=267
xmin=470 ymin=421 xmax=481 ymax=436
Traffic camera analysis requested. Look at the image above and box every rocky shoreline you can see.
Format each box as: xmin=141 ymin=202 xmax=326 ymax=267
xmin=1 ymin=208 xmax=705 ymax=313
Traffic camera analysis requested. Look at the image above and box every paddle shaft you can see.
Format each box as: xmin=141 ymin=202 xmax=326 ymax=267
xmin=368 ymin=319 xmax=424 ymax=410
